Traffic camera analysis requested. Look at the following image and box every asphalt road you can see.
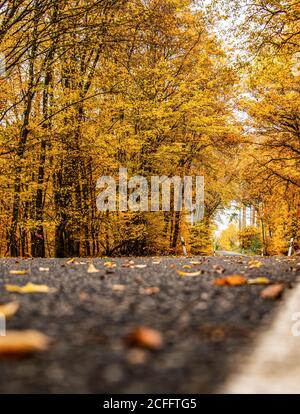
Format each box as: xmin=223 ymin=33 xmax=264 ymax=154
xmin=216 ymin=250 xmax=247 ymax=257
xmin=0 ymin=255 xmax=299 ymax=394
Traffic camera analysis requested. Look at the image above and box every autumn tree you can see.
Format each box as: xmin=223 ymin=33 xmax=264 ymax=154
xmin=0 ymin=0 xmax=241 ymax=257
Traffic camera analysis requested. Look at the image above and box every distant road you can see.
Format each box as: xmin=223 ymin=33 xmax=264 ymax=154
xmin=216 ymin=250 xmax=247 ymax=257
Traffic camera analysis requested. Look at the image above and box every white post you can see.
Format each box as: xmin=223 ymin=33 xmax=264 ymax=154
xmin=190 ymin=210 xmax=194 ymax=227
xmin=180 ymin=236 xmax=187 ymax=256
xmin=288 ymin=238 xmax=294 ymax=257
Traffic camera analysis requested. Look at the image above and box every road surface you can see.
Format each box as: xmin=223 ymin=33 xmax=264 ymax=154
xmin=0 ymin=256 xmax=299 ymax=393
xmin=216 ymin=250 xmax=247 ymax=257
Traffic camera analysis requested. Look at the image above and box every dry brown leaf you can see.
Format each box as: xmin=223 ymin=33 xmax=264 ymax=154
xmin=0 ymin=302 xmax=19 ymax=319
xmin=122 ymin=260 xmax=135 ymax=268
xmin=9 ymin=269 xmax=29 ymax=275
xmin=214 ymin=275 xmax=247 ymax=286
xmin=199 ymin=325 xmax=226 ymax=342
xmin=87 ymin=263 xmax=100 ymax=273
xmin=0 ymin=330 xmax=49 ymax=356
xmin=212 ymin=265 xmax=225 ymax=274
xmin=126 ymin=349 xmax=148 ymax=365
xmin=177 ymin=270 xmax=202 ymax=277
xmin=125 ymin=327 xmax=163 ymax=350
xmin=248 ymin=277 xmax=270 ymax=285
xmin=5 ymin=283 xmax=53 ymax=294
xmin=140 ymin=287 xmax=160 ymax=295
xmin=79 ymin=292 xmax=89 ymax=301
xmin=112 ymin=284 xmax=126 ymax=292
xmin=261 ymin=284 xmax=285 ymax=299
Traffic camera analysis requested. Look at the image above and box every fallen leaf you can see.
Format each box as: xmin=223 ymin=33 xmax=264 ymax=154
xmin=190 ymin=261 xmax=202 ymax=265
xmin=122 ymin=260 xmax=135 ymax=268
xmin=140 ymin=287 xmax=160 ymax=295
xmin=199 ymin=326 xmax=226 ymax=342
xmin=65 ymin=258 xmax=81 ymax=265
xmin=177 ymin=270 xmax=202 ymax=277
xmin=125 ymin=327 xmax=163 ymax=350
xmin=65 ymin=258 xmax=75 ymax=265
xmin=126 ymin=349 xmax=148 ymax=365
xmin=9 ymin=269 xmax=29 ymax=275
xmin=248 ymin=277 xmax=270 ymax=285
xmin=0 ymin=302 xmax=19 ymax=319
xmin=104 ymin=261 xmax=116 ymax=268
xmin=152 ymin=261 xmax=161 ymax=265
xmin=134 ymin=264 xmax=147 ymax=269
xmin=182 ymin=265 xmax=192 ymax=269
xmin=87 ymin=263 xmax=100 ymax=273
xmin=5 ymin=283 xmax=53 ymax=294
xmin=261 ymin=284 xmax=285 ymax=299
xmin=39 ymin=267 xmax=49 ymax=272
xmin=112 ymin=284 xmax=126 ymax=292
xmin=79 ymin=292 xmax=88 ymax=301
xmin=199 ymin=325 xmax=249 ymax=341
xmin=214 ymin=275 xmax=247 ymax=286
xmin=248 ymin=260 xmax=263 ymax=269
xmin=0 ymin=330 xmax=49 ymax=356
xmin=212 ymin=265 xmax=225 ymax=274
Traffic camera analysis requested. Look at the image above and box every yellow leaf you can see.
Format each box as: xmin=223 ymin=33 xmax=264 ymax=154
xmin=104 ymin=261 xmax=116 ymax=268
xmin=248 ymin=277 xmax=270 ymax=285
xmin=177 ymin=270 xmax=202 ymax=277
xmin=87 ymin=263 xmax=100 ymax=273
xmin=248 ymin=261 xmax=263 ymax=269
xmin=9 ymin=269 xmax=29 ymax=275
xmin=65 ymin=258 xmax=75 ymax=265
xmin=5 ymin=283 xmax=53 ymax=294
xmin=0 ymin=330 xmax=49 ymax=356
xmin=0 ymin=302 xmax=19 ymax=319
xmin=65 ymin=258 xmax=81 ymax=265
